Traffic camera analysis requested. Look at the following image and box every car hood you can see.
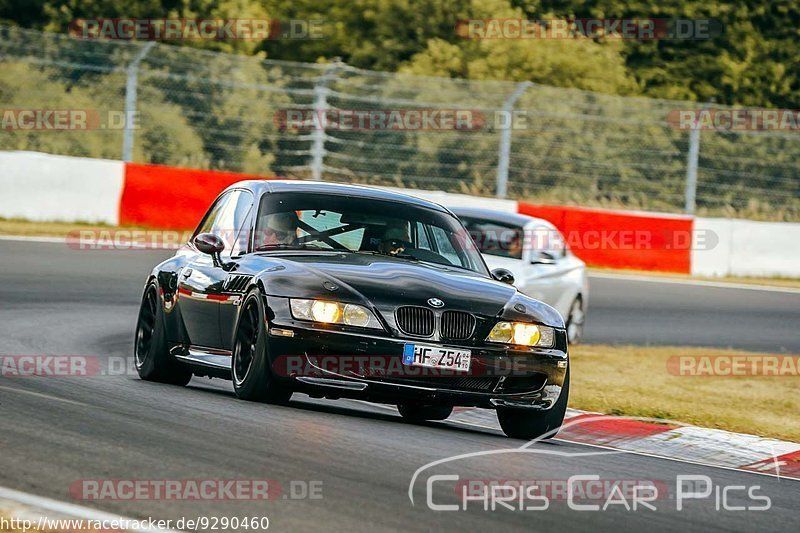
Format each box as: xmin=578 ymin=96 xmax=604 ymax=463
xmin=254 ymin=252 xmax=563 ymax=327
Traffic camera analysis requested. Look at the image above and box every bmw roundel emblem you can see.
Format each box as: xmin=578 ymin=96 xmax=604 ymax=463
xmin=427 ymin=298 xmax=445 ymax=308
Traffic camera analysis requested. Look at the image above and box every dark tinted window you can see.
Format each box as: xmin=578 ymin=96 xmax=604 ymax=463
xmin=254 ymin=193 xmax=488 ymax=275
xmin=459 ymin=217 xmax=524 ymax=260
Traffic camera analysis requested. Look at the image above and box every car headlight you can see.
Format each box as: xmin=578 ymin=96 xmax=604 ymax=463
xmin=290 ymin=299 xmax=381 ymax=328
xmin=487 ymin=321 xmax=555 ymax=348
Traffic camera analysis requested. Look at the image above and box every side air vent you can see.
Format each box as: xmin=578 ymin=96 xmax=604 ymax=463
xmin=224 ymin=274 xmax=253 ymax=293
xmin=395 ymin=306 xmax=435 ymax=337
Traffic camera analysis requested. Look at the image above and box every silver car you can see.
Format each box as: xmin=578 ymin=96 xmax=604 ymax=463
xmin=452 ymin=207 xmax=588 ymax=344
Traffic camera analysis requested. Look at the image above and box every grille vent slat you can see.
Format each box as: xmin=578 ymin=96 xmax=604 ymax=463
xmin=396 ymin=307 xmax=476 ymax=340
xmin=440 ymin=311 xmax=476 ymax=340
xmin=396 ymin=306 xmax=435 ymax=337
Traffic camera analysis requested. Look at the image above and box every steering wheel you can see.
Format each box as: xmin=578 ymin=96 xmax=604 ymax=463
xmin=382 ymin=238 xmax=413 ymax=256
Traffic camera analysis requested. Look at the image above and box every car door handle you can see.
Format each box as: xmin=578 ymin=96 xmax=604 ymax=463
xmin=182 ymin=268 xmax=193 ymax=278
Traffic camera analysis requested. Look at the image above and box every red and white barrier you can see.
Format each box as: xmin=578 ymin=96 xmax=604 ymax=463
xmin=0 ymin=151 xmax=124 ymax=225
xmin=2 ymin=151 xmax=798 ymax=278
xmin=691 ymin=217 xmax=800 ymax=278
xmin=380 ymin=190 xmax=694 ymax=273
xmin=120 ymin=163 xmax=267 ymax=229
xmin=518 ymin=202 xmax=693 ymax=273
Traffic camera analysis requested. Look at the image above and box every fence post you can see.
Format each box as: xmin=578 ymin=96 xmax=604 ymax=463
xmin=684 ymin=112 xmax=701 ymax=215
xmin=122 ymin=41 xmax=155 ymax=162
xmin=310 ymin=60 xmax=342 ymax=180
xmin=496 ymin=81 xmax=531 ymax=198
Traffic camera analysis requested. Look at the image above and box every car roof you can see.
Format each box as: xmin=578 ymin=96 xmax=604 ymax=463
xmin=450 ymin=207 xmax=551 ymax=228
xmin=229 ymin=180 xmax=450 ymax=213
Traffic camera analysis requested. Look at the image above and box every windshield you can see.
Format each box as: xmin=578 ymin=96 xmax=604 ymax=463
xmin=254 ymin=192 xmax=489 ymax=276
xmin=459 ymin=216 xmax=524 ymax=260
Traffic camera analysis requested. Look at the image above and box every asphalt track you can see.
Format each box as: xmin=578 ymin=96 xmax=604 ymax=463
xmin=0 ymin=240 xmax=798 ymax=532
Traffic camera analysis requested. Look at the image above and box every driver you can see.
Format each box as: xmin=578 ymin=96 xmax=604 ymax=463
xmin=379 ymin=223 xmax=410 ymax=256
xmin=258 ymin=211 xmax=300 ymax=247
xmin=505 ymin=230 xmax=523 ymax=258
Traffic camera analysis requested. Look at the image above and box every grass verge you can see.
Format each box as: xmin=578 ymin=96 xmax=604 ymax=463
xmin=0 ymin=218 xmax=157 ymax=237
xmin=570 ymin=344 xmax=800 ymax=442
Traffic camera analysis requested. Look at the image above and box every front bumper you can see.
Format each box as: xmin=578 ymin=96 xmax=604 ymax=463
xmin=266 ymin=320 xmax=568 ymax=410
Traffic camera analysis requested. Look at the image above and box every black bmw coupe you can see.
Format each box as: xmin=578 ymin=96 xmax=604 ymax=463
xmin=135 ymin=180 xmax=570 ymax=439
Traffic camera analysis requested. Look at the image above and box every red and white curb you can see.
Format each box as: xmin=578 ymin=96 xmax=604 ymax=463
xmin=443 ymin=408 xmax=800 ymax=481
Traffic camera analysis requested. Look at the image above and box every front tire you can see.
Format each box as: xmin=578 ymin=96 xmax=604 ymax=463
xmin=134 ymin=282 xmax=192 ymax=386
xmin=497 ymin=367 xmax=570 ymax=440
xmin=231 ymin=289 xmax=292 ymax=404
xmin=566 ymin=297 xmax=585 ymax=345
xmin=397 ymin=403 xmax=453 ymax=422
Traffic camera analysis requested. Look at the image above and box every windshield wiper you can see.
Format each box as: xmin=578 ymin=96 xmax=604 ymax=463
xmin=254 ymin=243 xmax=330 ymax=252
xmin=351 ymin=249 xmax=420 ymax=261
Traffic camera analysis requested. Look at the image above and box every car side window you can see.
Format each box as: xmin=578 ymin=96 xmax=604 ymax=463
xmin=194 ymin=190 xmax=254 ymax=256
xmin=414 ymin=221 xmax=431 ymax=249
xmin=530 ymin=224 xmax=566 ymax=259
xmin=195 ymin=191 xmax=234 ymax=238
xmin=230 ymin=192 xmax=255 ymax=257
xmin=549 ymin=228 xmax=567 ymax=258
xmin=429 ymin=226 xmax=461 ymax=266
xmin=460 ymin=217 xmax=523 ymax=260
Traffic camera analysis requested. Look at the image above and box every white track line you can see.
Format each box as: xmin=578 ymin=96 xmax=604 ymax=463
xmin=0 ymin=385 xmax=90 ymax=407
xmin=0 ymin=235 xmax=177 ymax=250
xmin=589 ymin=271 xmax=800 ymax=294
xmin=0 ymin=485 xmax=178 ymax=532
xmin=0 ymin=235 xmax=68 ymax=244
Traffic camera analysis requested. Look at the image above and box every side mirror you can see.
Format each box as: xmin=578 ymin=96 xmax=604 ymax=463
xmin=193 ymin=233 xmax=225 ymax=268
xmin=531 ymin=251 xmax=557 ymax=265
xmin=491 ymin=268 xmax=515 ymax=285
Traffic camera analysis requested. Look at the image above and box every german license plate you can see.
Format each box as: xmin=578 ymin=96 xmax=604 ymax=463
xmin=402 ymin=343 xmax=471 ymax=372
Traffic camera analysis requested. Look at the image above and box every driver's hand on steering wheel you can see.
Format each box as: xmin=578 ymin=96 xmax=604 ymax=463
xmin=380 ymin=238 xmax=407 ymax=256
